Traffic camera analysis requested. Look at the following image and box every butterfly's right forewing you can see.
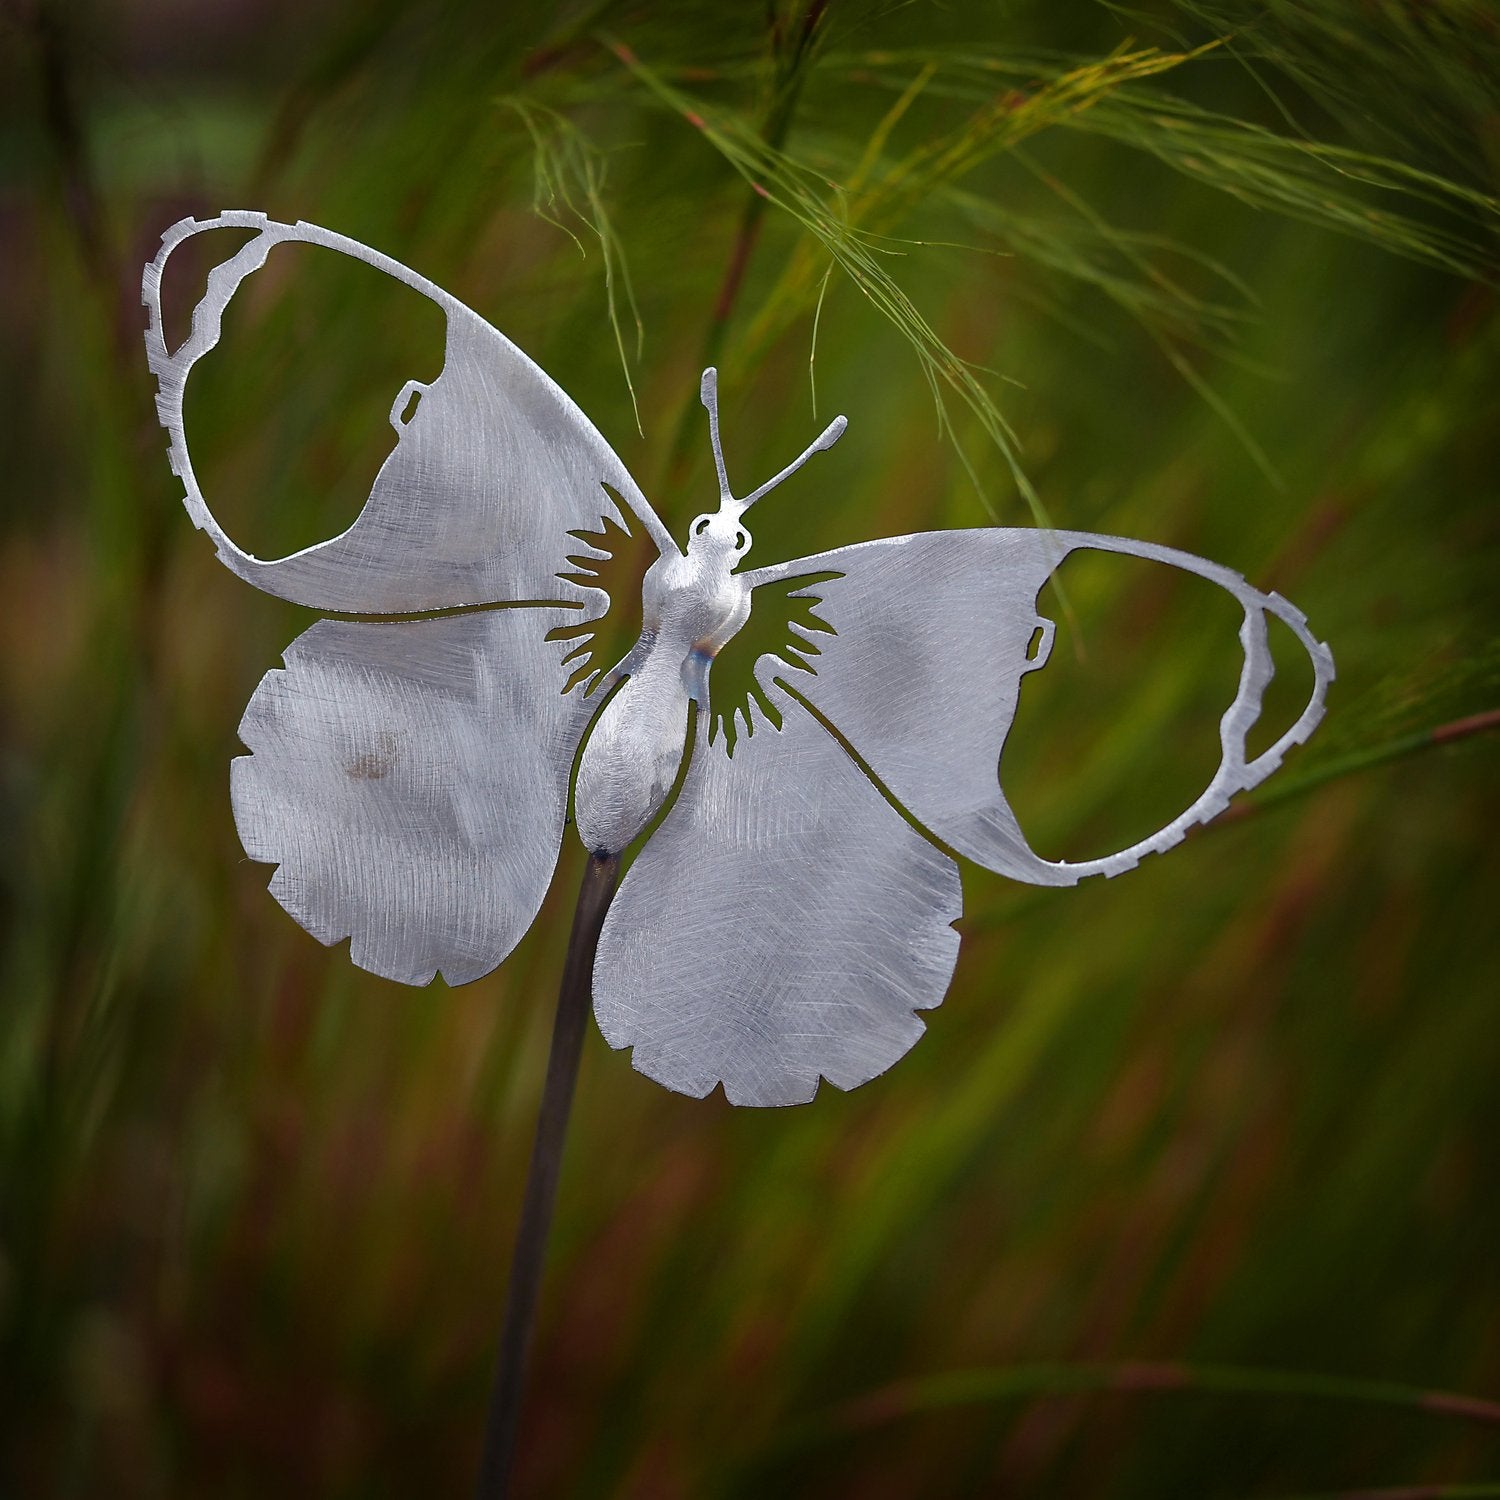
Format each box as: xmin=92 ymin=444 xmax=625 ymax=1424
xmin=744 ymin=529 xmax=1334 ymax=886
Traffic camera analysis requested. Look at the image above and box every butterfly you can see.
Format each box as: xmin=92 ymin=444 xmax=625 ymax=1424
xmin=143 ymin=211 xmax=1335 ymax=1108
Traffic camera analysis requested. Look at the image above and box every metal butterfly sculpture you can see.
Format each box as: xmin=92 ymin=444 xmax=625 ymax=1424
xmin=144 ymin=212 xmax=1334 ymax=1108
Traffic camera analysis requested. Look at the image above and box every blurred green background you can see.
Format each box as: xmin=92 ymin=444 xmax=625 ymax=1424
xmin=2 ymin=1 xmax=1498 ymax=1496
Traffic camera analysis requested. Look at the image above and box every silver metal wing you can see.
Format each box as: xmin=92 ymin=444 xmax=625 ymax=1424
xmin=592 ymin=685 xmax=962 ymax=1107
xmin=743 ymin=529 xmax=1336 ymax=885
xmin=232 ymin=609 xmax=599 ymax=986
xmin=143 ymin=212 xmax=677 ymax=982
xmin=142 ymin=211 xmax=678 ymax=614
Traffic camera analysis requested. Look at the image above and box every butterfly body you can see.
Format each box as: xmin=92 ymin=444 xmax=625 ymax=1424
xmin=574 ymin=518 xmax=756 ymax=854
xmin=573 ymin=384 xmax=848 ymax=857
xmin=144 ymin=212 xmax=1335 ymax=1107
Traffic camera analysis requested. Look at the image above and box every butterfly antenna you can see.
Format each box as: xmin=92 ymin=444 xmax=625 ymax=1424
xmin=740 ymin=413 xmax=848 ymax=510
xmin=700 ymin=368 xmax=734 ymax=505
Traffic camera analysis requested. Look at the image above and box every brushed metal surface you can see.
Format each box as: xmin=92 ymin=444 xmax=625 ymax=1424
xmin=146 ymin=214 xmax=1337 ymax=1106
xmin=594 ymin=688 xmax=962 ymax=1107
xmin=232 ymin=609 xmax=598 ymax=985
xmin=142 ymin=210 xmax=676 ymax=614
xmin=745 ymin=529 xmax=1336 ymax=886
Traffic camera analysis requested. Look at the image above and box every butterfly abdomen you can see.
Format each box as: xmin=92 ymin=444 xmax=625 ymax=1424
xmin=574 ymin=549 xmax=754 ymax=855
xmin=573 ymin=656 xmax=692 ymax=856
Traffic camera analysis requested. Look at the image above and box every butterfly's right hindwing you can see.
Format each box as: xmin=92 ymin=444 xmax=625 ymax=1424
xmin=593 ymin=687 xmax=961 ymax=1106
xmin=232 ymin=609 xmax=598 ymax=986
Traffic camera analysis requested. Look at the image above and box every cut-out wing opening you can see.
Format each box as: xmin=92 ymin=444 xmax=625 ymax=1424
xmin=743 ymin=529 xmax=1334 ymax=887
xmin=143 ymin=211 xmax=677 ymax=615
xmin=593 ymin=686 xmax=962 ymax=1107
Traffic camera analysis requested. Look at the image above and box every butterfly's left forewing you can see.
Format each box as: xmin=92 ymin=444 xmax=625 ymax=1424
xmin=144 ymin=212 xmax=677 ymax=614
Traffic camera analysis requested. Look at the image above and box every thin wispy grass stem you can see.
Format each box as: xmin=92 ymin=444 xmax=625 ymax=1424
xmin=628 ymin=1 xmax=831 ymax=488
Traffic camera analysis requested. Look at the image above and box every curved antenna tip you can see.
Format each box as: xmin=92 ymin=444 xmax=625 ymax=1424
xmin=700 ymin=368 xmax=732 ymax=500
xmin=740 ymin=412 xmax=850 ymax=509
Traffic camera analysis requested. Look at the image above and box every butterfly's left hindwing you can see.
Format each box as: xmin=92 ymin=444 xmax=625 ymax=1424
xmin=233 ymin=609 xmax=598 ymax=986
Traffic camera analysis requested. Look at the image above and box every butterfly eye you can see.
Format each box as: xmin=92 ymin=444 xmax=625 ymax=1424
xmin=734 ymin=530 xmax=748 ymax=551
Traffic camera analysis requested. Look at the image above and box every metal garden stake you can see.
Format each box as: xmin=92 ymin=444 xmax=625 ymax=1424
xmin=143 ymin=212 xmax=1335 ymax=1496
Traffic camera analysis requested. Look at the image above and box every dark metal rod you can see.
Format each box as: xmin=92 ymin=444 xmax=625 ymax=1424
xmin=475 ymin=850 xmax=622 ymax=1499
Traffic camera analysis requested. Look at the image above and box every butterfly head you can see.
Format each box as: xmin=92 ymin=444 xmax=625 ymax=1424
xmin=689 ymin=367 xmax=846 ymax=564
xmin=687 ymin=507 xmax=753 ymax=561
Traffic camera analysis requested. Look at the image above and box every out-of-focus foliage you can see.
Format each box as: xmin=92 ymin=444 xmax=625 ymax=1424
xmin=1 ymin=0 xmax=1497 ymax=1495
